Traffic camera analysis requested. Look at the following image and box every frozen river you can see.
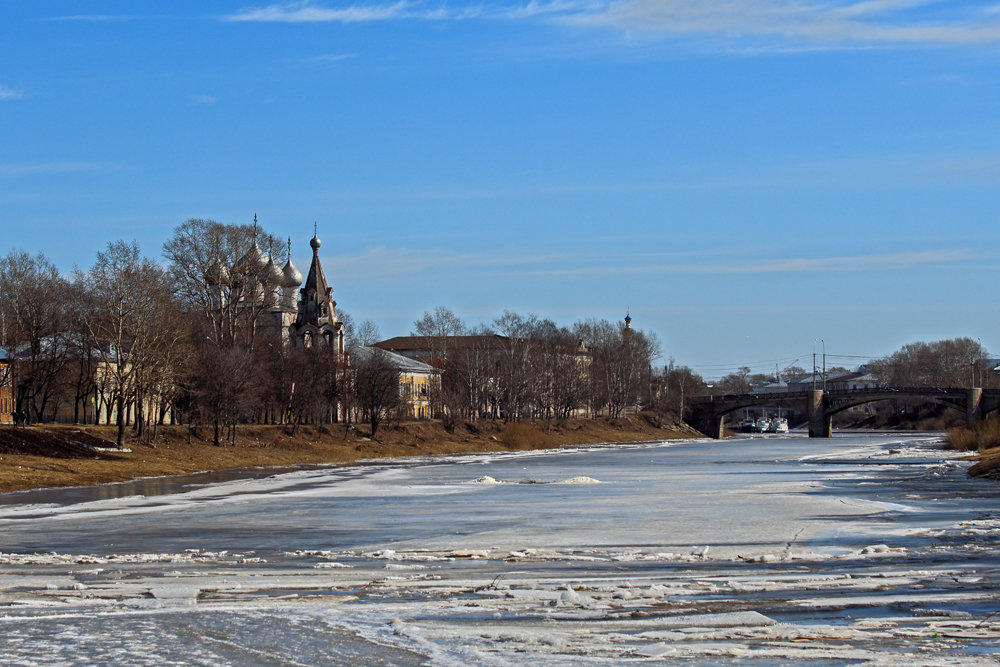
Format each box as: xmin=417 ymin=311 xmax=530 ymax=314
xmin=1 ymin=433 xmax=999 ymax=664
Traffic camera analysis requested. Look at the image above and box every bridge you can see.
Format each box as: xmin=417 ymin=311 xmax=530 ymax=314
xmin=689 ymin=387 xmax=1000 ymax=439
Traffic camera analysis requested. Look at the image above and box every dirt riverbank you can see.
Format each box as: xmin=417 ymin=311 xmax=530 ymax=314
xmin=0 ymin=416 xmax=703 ymax=495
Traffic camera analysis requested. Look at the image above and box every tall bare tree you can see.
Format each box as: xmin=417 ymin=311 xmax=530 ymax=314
xmin=351 ymin=347 xmax=400 ymax=437
xmin=0 ymin=250 xmax=72 ymax=422
xmin=78 ymin=241 xmax=183 ymax=447
xmin=163 ymin=218 xmax=284 ymax=350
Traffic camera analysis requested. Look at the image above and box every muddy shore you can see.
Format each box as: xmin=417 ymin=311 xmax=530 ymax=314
xmin=0 ymin=417 xmax=702 ymax=495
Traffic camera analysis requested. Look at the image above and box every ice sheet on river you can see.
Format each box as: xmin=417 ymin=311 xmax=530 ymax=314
xmin=1 ymin=434 xmax=999 ymax=664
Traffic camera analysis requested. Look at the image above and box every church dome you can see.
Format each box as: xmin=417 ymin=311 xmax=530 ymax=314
xmin=281 ymin=257 xmax=303 ymax=288
xmin=204 ymin=257 xmax=230 ymax=286
xmin=238 ymin=238 xmax=268 ymax=274
xmin=259 ymin=256 xmax=284 ymax=286
xmin=310 ymin=233 xmax=321 ymax=250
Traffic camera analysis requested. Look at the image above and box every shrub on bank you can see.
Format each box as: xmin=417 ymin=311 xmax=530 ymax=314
xmin=947 ymin=415 xmax=1000 ymax=452
xmin=501 ymin=423 xmax=550 ymax=449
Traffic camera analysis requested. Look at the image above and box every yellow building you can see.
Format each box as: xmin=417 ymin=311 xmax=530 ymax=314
xmin=354 ymin=346 xmax=441 ymax=420
xmin=398 ymin=366 xmax=438 ymax=419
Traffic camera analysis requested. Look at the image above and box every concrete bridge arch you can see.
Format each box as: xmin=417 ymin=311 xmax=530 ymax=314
xmin=689 ymin=387 xmax=1000 ymax=439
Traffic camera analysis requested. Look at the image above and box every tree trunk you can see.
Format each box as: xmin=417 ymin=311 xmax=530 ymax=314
xmin=115 ymin=394 xmax=126 ymax=448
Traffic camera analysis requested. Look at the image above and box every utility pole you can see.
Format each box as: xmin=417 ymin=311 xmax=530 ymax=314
xmin=821 ymin=339 xmax=826 ymax=392
xmin=977 ymin=338 xmax=982 ymax=388
xmin=812 ymin=339 xmax=817 ymax=391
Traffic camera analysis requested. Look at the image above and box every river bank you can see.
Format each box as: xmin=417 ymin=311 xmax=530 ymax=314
xmin=0 ymin=416 xmax=702 ymax=495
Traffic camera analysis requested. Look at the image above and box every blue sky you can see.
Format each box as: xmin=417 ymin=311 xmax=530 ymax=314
xmin=3 ymin=1 xmax=1000 ymax=378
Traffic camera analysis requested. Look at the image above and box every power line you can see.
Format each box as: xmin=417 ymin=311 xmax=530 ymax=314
xmin=687 ymin=354 xmax=808 ymax=371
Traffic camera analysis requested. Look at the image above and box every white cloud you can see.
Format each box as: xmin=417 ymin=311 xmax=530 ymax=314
xmin=225 ymin=1 xmax=414 ymax=23
xmin=223 ymin=0 xmax=595 ymax=23
xmin=194 ymin=94 xmax=218 ymax=105
xmin=220 ymin=1 xmax=1000 ymax=50
xmin=565 ymin=0 xmax=1000 ymax=48
xmin=0 ymin=85 xmax=24 ymax=100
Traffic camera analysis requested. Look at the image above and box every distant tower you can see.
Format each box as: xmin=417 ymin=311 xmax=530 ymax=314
xmin=623 ymin=309 xmax=634 ymax=342
xmin=294 ymin=227 xmax=345 ymax=356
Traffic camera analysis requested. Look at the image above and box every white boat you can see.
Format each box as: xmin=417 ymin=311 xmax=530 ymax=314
xmin=769 ymin=417 xmax=789 ymax=433
xmin=754 ymin=418 xmax=771 ymax=433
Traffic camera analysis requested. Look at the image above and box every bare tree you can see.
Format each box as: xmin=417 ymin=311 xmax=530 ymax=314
xmin=78 ymin=241 xmax=183 ymax=447
xmin=188 ymin=341 xmax=259 ymax=446
xmin=0 ymin=250 xmax=72 ymax=422
xmin=871 ymin=338 xmax=984 ymax=388
xmin=413 ymin=306 xmax=466 ymax=338
xmin=351 ymin=347 xmax=400 ymax=437
xmin=658 ymin=362 xmax=707 ymax=420
xmin=575 ymin=318 xmax=657 ymax=418
xmin=354 ymin=319 xmax=382 ymax=347
xmin=492 ymin=310 xmax=537 ymax=421
xmin=438 ymin=324 xmax=497 ymax=423
xmin=717 ymin=366 xmax=753 ymax=394
xmin=163 ymin=218 xmax=284 ymax=350
xmin=410 ymin=306 xmax=466 ymax=368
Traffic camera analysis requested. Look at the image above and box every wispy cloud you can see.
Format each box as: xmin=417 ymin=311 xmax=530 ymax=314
xmin=223 ymin=0 xmax=590 ymax=23
xmin=516 ymin=249 xmax=975 ymax=277
xmin=224 ymin=1 xmax=1000 ymax=49
xmin=0 ymin=85 xmax=24 ymax=101
xmin=330 ymin=245 xmax=973 ymax=281
xmin=45 ymin=14 xmax=138 ymax=22
xmin=564 ymin=1 xmax=1000 ymax=48
xmin=0 ymin=162 xmax=103 ymax=179
xmin=225 ymin=1 xmax=415 ymax=23
xmin=329 ymin=245 xmax=566 ymax=277
xmin=193 ymin=94 xmax=218 ymax=105
xmin=296 ymin=52 xmax=358 ymax=66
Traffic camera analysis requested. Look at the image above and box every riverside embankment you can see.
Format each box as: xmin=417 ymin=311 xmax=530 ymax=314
xmin=0 ymin=416 xmax=701 ymax=495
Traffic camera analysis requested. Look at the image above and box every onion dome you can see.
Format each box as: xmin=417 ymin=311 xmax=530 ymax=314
xmin=310 ymin=232 xmax=321 ymax=250
xmin=259 ymin=256 xmax=284 ymax=286
xmin=239 ymin=237 xmax=268 ymax=274
xmin=282 ymin=257 xmax=303 ymax=288
xmin=280 ymin=238 xmax=303 ymax=287
xmin=204 ymin=257 xmax=231 ymax=286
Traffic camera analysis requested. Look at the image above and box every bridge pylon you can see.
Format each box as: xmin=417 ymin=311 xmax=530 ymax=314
xmin=807 ymin=390 xmax=832 ymax=438
xmin=968 ymin=387 xmax=983 ymax=424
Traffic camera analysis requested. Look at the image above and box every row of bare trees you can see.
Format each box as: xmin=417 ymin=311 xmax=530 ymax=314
xmin=408 ymin=307 xmax=661 ymax=423
xmin=0 ymin=220 xmax=393 ymax=445
xmin=868 ymin=338 xmax=996 ymax=389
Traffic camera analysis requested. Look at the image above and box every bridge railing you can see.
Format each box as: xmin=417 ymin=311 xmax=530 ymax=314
xmin=698 ymin=386 xmax=991 ymax=402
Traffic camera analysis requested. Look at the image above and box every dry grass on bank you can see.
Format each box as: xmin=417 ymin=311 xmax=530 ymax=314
xmin=0 ymin=415 xmax=702 ymax=495
xmin=947 ymin=416 xmax=1000 ymax=479
xmin=947 ymin=416 xmax=1000 ymax=452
